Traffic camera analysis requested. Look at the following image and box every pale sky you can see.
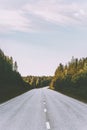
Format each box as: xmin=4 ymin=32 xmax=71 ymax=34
xmin=0 ymin=0 xmax=87 ymax=76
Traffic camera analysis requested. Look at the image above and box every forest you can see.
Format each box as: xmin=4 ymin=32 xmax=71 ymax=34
xmin=0 ymin=48 xmax=87 ymax=103
xmin=0 ymin=49 xmax=30 ymax=103
xmin=23 ymin=76 xmax=52 ymax=88
xmin=0 ymin=49 xmax=52 ymax=103
xmin=50 ymin=57 xmax=87 ymax=103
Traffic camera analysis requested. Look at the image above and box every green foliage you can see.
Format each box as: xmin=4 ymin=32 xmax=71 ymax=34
xmin=0 ymin=49 xmax=30 ymax=103
xmin=50 ymin=57 xmax=87 ymax=103
xmin=23 ymin=76 xmax=52 ymax=88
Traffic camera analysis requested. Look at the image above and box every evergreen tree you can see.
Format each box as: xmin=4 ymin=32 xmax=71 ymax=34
xmin=14 ymin=61 xmax=18 ymax=72
xmin=50 ymin=57 xmax=87 ymax=103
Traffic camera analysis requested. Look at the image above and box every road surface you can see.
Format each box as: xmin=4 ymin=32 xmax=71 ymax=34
xmin=0 ymin=88 xmax=87 ymax=130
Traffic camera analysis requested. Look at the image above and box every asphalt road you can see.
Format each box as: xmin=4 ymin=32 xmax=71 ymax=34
xmin=0 ymin=88 xmax=87 ymax=130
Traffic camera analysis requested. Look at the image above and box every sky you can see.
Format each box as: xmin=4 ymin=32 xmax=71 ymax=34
xmin=0 ymin=0 xmax=87 ymax=76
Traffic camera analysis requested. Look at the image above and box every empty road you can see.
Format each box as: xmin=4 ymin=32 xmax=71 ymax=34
xmin=0 ymin=88 xmax=87 ymax=130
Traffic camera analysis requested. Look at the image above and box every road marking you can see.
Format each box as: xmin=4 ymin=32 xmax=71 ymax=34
xmin=46 ymin=121 xmax=51 ymax=129
xmin=43 ymin=101 xmax=46 ymax=104
xmin=44 ymin=108 xmax=47 ymax=112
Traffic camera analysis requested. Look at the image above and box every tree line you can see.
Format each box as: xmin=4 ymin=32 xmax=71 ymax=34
xmin=23 ymin=76 xmax=52 ymax=89
xmin=0 ymin=48 xmax=52 ymax=103
xmin=0 ymin=49 xmax=30 ymax=103
xmin=50 ymin=57 xmax=87 ymax=102
xmin=1 ymin=48 xmax=87 ymax=103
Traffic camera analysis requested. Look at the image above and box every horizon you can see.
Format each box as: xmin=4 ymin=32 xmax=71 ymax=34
xmin=0 ymin=0 xmax=87 ymax=76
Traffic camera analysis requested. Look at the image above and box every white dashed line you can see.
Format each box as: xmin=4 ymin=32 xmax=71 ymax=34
xmin=44 ymin=108 xmax=47 ymax=112
xmin=46 ymin=121 xmax=51 ymax=130
xmin=43 ymin=101 xmax=46 ymax=104
xmin=43 ymin=98 xmax=50 ymax=129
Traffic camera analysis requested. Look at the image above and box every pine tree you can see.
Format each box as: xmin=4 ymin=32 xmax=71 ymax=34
xmin=13 ymin=61 xmax=18 ymax=72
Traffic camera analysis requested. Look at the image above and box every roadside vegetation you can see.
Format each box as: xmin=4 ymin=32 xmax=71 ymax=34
xmin=0 ymin=49 xmax=52 ymax=103
xmin=23 ymin=76 xmax=52 ymax=89
xmin=1 ymin=48 xmax=87 ymax=103
xmin=0 ymin=49 xmax=30 ymax=103
xmin=50 ymin=57 xmax=87 ymax=103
